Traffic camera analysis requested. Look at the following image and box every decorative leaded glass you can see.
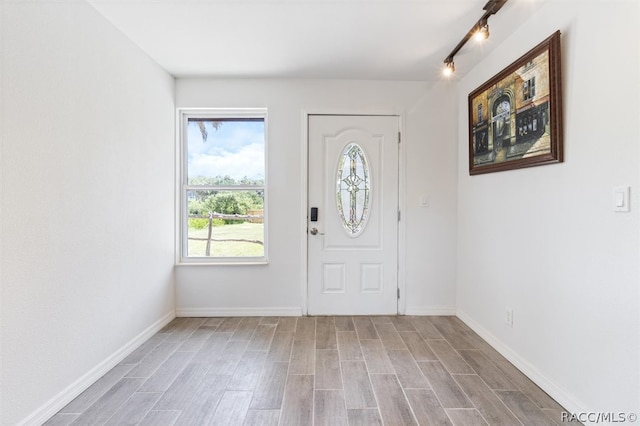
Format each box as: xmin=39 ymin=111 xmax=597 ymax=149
xmin=336 ymin=143 xmax=370 ymax=236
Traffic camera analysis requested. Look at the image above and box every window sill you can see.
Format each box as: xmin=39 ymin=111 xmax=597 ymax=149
xmin=176 ymin=260 xmax=269 ymax=266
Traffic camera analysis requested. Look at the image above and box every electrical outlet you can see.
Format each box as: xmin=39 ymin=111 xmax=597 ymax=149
xmin=505 ymin=308 xmax=513 ymax=328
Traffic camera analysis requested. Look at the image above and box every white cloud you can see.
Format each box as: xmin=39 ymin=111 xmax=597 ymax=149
xmin=190 ymin=142 xmax=264 ymax=181
xmin=187 ymin=121 xmax=265 ymax=181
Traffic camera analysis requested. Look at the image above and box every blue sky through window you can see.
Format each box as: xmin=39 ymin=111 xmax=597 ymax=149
xmin=187 ymin=120 xmax=265 ymax=182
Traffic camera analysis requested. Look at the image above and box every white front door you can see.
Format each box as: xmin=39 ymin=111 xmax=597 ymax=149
xmin=307 ymin=115 xmax=399 ymax=315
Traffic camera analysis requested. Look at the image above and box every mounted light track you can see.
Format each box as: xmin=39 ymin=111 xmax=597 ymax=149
xmin=442 ymin=0 xmax=508 ymax=77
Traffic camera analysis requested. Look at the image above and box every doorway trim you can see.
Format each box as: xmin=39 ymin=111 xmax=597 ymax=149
xmin=300 ymin=109 xmax=407 ymax=316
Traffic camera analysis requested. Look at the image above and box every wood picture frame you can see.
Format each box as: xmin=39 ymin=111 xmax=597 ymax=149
xmin=469 ymin=31 xmax=563 ymax=175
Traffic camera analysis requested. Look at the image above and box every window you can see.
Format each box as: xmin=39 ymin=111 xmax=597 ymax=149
xmin=523 ymin=77 xmax=536 ymax=101
xmin=336 ymin=143 xmax=370 ymax=236
xmin=178 ymin=109 xmax=267 ymax=263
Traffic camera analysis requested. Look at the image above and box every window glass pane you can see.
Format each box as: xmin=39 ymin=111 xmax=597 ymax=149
xmin=186 ymin=189 xmax=264 ymax=257
xmin=187 ymin=119 xmax=265 ymax=185
xmin=336 ymin=143 xmax=370 ymax=236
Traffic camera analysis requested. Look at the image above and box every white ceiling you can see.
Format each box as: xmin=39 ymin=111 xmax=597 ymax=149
xmin=87 ymin=0 xmax=543 ymax=81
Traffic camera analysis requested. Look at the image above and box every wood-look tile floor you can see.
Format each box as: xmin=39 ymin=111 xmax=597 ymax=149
xmin=46 ymin=316 xmax=575 ymax=426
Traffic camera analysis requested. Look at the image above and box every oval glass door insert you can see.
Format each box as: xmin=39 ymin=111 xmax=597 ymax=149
xmin=336 ymin=143 xmax=371 ymax=236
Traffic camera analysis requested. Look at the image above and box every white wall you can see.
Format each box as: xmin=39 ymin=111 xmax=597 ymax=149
xmin=175 ymin=79 xmax=458 ymax=316
xmin=0 ymin=2 xmax=176 ymax=425
xmin=0 ymin=1 xmax=5 ymax=422
xmin=457 ymin=0 xmax=639 ymax=414
xmin=404 ymin=82 xmax=458 ymax=315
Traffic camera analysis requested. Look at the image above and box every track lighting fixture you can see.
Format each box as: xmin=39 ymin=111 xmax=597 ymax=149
xmin=443 ymin=59 xmax=455 ymax=77
xmin=474 ymin=19 xmax=490 ymax=42
xmin=441 ymin=0 xmax=508 ymax=77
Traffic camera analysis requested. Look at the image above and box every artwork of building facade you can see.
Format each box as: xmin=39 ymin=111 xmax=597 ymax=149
xmin=471 ymin=50 xmax=551 ymax=166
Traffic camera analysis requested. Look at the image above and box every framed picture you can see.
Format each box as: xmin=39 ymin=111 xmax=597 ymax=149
xmin=469 ymin=31 xmax=563 ymax=175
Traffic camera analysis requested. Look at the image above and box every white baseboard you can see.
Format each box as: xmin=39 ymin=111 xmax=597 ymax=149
xmin=176 ymin=307 xmax=456 ymax=317
xmin=176 ymin=307 xmax=303 ymax=317
xmin=19 ymin=310 xmax=175 ymax=426
xmin=405 ymin=307 xmax=457 ymax=316
xmin=456 ymin=310 xmax=587 ymax=415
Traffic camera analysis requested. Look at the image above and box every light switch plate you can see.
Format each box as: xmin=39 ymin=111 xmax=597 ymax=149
xmin=613 ymin=186 xmax=630 ymax=212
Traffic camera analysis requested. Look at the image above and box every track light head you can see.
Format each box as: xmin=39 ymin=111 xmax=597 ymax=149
xmin=443 ymin=59 xmax=455 ymax=77
xmin=474 ymin=22 xmax=490 ymax=42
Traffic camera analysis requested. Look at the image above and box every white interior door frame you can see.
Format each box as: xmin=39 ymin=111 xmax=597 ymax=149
xmin=300 ymin=110 xmax=407 ymax=315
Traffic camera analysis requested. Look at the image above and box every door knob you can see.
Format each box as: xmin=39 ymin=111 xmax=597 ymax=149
xmin=310 ymin=227 xmax=319 ymax=235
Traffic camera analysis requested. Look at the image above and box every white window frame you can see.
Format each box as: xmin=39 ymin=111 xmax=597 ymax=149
xmin=177 ymin=108 xmax=268 ymax=265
